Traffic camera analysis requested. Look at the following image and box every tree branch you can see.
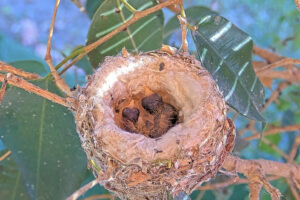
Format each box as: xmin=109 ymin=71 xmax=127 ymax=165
xmin=223 ymin=155 xmax=300 ymax=182
xmin=222 ymin=155 xmax=300 ymax=199
xmin=0 ymin=61 xmax=41 ymax=80
xmin=0 ymin=73 xmax=68 ymax=107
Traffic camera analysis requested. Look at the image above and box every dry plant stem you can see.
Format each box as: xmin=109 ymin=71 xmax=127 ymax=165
xmin=288 ymin=133 xmax=300 ymax=163
xmin=0 ymin=73 xmax=68 ymax=107
xmin=0 ymin=75 xmax=7 ymax=104
xmin=177 ymin=15 xmax=188 ymax=52
xmin=0 ymin=61 xmax=41 ymax=80
xmin=244 ymin=124 xmax=300 ymax=141
xmin=66 ymin=178 xmax=100 ymax=200
xmin=45 ymin=0 xmax=71 ymax=96
xmin=0 ymin=150 xmax=11 ymax=162
xmin=256 ymin=57 xmax=300 ymax=73
xmin=58 ymin=0 xmax=181 ymax=74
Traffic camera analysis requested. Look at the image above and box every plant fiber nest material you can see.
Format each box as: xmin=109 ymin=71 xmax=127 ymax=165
xmin=72 ymin=48 xmax=236 ymax=199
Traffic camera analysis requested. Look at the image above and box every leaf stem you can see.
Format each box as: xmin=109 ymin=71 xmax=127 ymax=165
xmin=120 ymin=0 xmax=137 ymax=13
xmin=45 ymin=47 xmax=85 ymax=78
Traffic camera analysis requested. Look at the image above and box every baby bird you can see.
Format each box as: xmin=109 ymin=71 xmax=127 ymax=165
xmin=121 ymin=106 xmax=140 ymax=133
xmin=141 ymin=93 xmax=178 ymax=138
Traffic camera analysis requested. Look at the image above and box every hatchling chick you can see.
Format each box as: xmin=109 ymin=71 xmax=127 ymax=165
xmin=141 ymin=93 xmax=178 ymax=138
xmin=121 ymin=106 xmax=140 ymax=133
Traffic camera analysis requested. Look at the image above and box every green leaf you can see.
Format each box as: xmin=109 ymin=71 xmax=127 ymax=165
xmin=85 ymin=0 xmax=105 ymax=19
xmin=0 ymin=78 xmax=88 ymax=200
xmin=86 ymin=0 xmax=164 ymax=68
xmin=164 ymin=6 xmax=217 ymax=44
xmin=0 ymin=149 xmax=30 ymax=200
xmin=191 ymin=8 xmax=265 ymax=122
xmin=9 ymin=60 xmax=47 ymax=76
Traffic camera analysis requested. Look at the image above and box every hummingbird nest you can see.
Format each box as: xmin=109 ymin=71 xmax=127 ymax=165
xmin=72 ymin=47 xmax=235 ymax=200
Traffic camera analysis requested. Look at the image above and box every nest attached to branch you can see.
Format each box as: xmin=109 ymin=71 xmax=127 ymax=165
xmin=72 ymin=47 xmax=235 ymax=199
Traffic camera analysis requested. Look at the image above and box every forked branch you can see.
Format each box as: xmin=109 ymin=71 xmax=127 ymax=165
xmin=45 ymin=0 xmax=72 ymax=96
xmin=223 ymin=155 xmax=300 ymax=199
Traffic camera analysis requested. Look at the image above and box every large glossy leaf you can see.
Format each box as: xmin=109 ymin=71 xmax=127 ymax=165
xmin=191 ymin=8 xmax=265 ymax=121
xmin=0 ymin=149 xmax=30 ymax=200
xmin=85 ymin=0 xmax=105 ymax=19
xmin=86 ymin=0 xmax=164 ymax=68
xmin=0 ymin=78 xmax=88 ymax=200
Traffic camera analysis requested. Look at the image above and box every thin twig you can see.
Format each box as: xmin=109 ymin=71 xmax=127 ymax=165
xmin=244 ymin=124 xmax=300 ymax=141
xmin=198 ymin=175 xmax=279 ymax=190
xmin=177 ymin=15 xmax=188 ymax=52
xmin=288 ymin=133 xmax=300 ymax=163
xmin=239 ymin=82 xmax=290 ymax=136
xmin=120 ymin=0 xmax=137 ymax=13
xmin=0 ymin=61 xmax=41 ymax=80
xmin=45 ymin=0 xmax=71 ymax=96
xmin=58 ymin=0 xmax=181 ymax=74
xmin=59 ymin=53 xmax=85 ymax=75
xmin=0 ymin=73 xmax=68 ymax=107
xmin=0 ymin=74 xmax=7 ymax=104
xmin=66 ymin=179 xmax=99 ymax=200
xmin=256 ymin=57 xmax=300 ymax=73
xmin=261 ymin=137 xmax=289 ymax=161
xmin=0 ymin=150 xmax=11 ymax=162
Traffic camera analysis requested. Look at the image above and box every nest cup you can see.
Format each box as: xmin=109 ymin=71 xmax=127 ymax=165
xmin=73 ymin=49 xmax=235 ymax=199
